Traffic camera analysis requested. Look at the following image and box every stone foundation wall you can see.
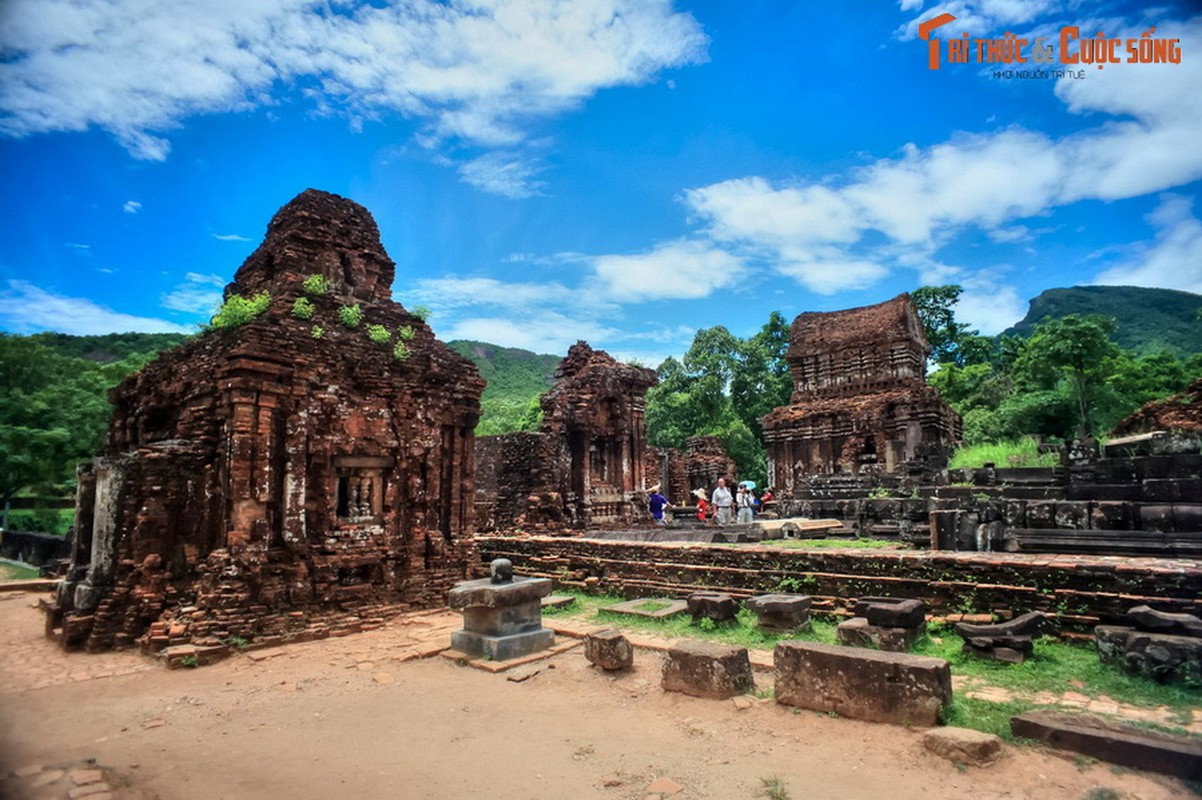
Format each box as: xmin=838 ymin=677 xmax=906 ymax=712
xmin=477 ymin=535 xmax=1202 ymax=631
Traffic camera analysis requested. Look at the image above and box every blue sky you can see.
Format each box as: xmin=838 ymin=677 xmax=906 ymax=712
xmin=1 ymin=0 xmax=1200 ymax=364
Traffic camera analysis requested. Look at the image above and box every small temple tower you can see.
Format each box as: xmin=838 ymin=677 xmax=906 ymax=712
xmin=761 ymin=294 xmax=960 ymax=493
xmin=49 ymin=189 xmax=484 ymax=651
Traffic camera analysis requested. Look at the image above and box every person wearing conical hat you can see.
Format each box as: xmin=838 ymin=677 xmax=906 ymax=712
xmin=692 ymin=488 xmax=710 ymax=522
xmin=648 ymin=484 xmax=671 ymax=526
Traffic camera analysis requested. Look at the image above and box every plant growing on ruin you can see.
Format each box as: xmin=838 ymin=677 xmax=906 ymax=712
xmin=366 ymin=324 xmax=391 ymax=344
xmin=302 ymin=273 xmax=330 ymax=296
xmin=179 ymin=655 xmax=199 ymax=668
xmin=397 ymin=324 xmax=415 ymax=342
xmin=410 ymin=305 xmax=431 ymax=322
xmin=292 ymin=297 xmax=315 ymax=320
xmin=209 ymin=291 xmax=270 ymax=329
xmin=338 ymin=303 xmax=363 ymax=329
xmin=225 ymin=635 xmax=250 ymax=651
xmin=311 ymin=325 xmax=325 ymax=339
xmin=393 ymin=340 xmax=411 ymax=361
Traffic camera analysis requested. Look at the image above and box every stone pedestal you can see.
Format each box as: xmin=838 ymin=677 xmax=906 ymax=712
xmin=745 ymin=594 xmax=812 ymax=632
xmin=448 ymin=576 xmax=554 ymax=661
xmin=686 ymin=591 xmax=739 ymax=623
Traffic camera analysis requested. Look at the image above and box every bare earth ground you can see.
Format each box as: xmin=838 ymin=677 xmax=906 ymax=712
xmin=0 ymin=590 xmax=1195 ymax=800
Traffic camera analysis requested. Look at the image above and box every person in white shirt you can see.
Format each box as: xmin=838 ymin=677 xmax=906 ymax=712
xmin=711 ymin=478 xmax=733 ymax=525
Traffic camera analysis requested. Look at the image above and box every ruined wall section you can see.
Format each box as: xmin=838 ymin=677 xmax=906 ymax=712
xmin=474 ymin=432 xmax=571 ymax=532
xmin=54 ymin=190 xmax=484 ymax=651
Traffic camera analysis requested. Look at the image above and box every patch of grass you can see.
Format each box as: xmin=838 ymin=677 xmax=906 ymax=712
xmin=758 ymin=775 xmax=791 ymax=800
xmin=0 ymin=562 xmax=43 ymax=581
xmin=942 ymin=695 xmax=1036 ymax=740
xmin=949 ymin=437 xmax=1058 ymax=470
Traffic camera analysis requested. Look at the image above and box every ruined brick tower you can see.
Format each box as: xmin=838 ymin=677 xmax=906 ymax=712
xmin=761 ymin=294 xmax=960 ymax=493
xmin=49 ymin=189 xmax=484 ymax=651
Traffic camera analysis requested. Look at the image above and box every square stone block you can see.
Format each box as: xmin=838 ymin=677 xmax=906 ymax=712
xmin=447 ymin=576 xmax=553 ymax=610
xmin=584 ymin=628 xmax=633 ymax=671
xmin=461 ymin=600 xmax=543 ymax=638
xmin=662 ymin=639 xmax=754 ymax=699
xmin=745 ymin=594 xmax=813 ymax=632
xmin=836 ymin=617 xmax=924 ymax=652
xmin=686 ymin=592 xmax=739 ymax=623
xmin=775 ymin=640 xmax=951 ymax=726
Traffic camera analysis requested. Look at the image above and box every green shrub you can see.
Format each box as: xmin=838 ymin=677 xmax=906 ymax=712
xmin=397 ymin=325 xmax=415 ymax=342
xmin=311 ymin=325 xmax=324 ymax=339
xmin=411 ymin=305 xmax=431 ymax=322
xmin=209 ymin=292 xmax=270 ymax=329
xmin=291 ymin=297 xmax=315 ymax=320
xmin=366 ymin=324 xmax=391 ymax=344
xmin=338 ymin=304 xmax=363 ymax=329
xmin=302 ymin=274 xmax=330 ymax=296
xmin=393 ymin=341 xmax=411 ymax=361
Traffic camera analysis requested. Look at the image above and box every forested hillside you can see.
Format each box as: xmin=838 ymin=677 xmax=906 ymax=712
xmin=447 ymin=340 xmax=560 ymax=435
xmin=1004 ymin=286 xmax=1202 ymax=357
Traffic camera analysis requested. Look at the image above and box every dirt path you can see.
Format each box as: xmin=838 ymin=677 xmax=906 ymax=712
xmin=0 ymin=591 xmax=1194 ymax=800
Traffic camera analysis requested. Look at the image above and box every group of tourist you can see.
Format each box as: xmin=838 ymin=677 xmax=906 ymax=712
xmin=646 ymin=478 xmax=775 ymax=526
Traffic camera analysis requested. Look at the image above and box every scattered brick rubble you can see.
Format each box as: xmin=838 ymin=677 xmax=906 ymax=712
xmin=1096 ymin=605 xmax=1202 ymax=683
xmin=46 ymin=189 xmax=484 ymax=652
xmin=762 ymin=294 xmax=961 ymax=492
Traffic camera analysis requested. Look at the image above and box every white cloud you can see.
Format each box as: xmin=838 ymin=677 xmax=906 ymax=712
xmin=403 ymin=275 xmax=584 ymax=314
xmin=0 ymin=279 xmax=192 ymax=334
xmin=161 ymin=272 xmax=225 ymax=314
xmin=212 ymin=233 xmax=252 ymax=242
xmin=1093 ymin=194 xmax=1202 ymax=295
xmin=0 ymin=0 xmax=707 ymax=164
xmin=122 ymin=200 xmax=142 ymax=214
xmin=458 ymin=152 xmax=545 ymax=198
xmin=956 ymin=274 xmax=1027 ymax=335
xmin=438 ymin=312 xmax=618 ymax=353
xmin=680 ymin=17 xmax=1202 ymax=296
xmin=588 ymin=238 xmax=744 ymax=301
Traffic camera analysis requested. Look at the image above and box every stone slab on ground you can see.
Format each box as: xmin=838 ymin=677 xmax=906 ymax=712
xmin=1010 ymin=709 xmax=1202 ymax=780
xmin=775 ymin=640 xmax=951 ymax=726
xmin=440 ymin=639 xmax=581 ymax=673
xmin=541 ymin=595 xmax=577 ymax=610
xmin=923 ymin=727 xmax=1004 ymax=766
xmin=605 ymin=598 xmax=688 ymax=619
xmin=661 ymin=639 xmax=754 ymax=699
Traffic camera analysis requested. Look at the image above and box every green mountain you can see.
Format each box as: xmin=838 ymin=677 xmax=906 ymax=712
xmin=1003 ymin=286 xmax=1202 ymax=357
xmin=447 ymin=340 xmax=562 ymax=434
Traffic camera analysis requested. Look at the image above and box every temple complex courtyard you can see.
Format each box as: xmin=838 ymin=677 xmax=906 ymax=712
xmin=1 ymin=587 xmax=1195 ymax=800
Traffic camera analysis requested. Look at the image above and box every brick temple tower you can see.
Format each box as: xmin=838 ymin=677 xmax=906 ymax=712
xmin=761 ymin=294 xmax=961 ymax=493
xmin=49 ymin=189 xmax=484 ymax=651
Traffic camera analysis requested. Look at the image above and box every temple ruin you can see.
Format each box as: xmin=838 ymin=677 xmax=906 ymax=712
xmin=762 ymin=294 xmax=961 ymax=493
xmin=475 ymin=342 xmax=657 ymax=531
xmin=47 ymin=189 xmax=484 ymax=651
xmin=643 ymin=435 xmax=738 ymax=507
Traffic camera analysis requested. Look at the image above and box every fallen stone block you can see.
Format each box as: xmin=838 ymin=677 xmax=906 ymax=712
xmin=775 ymin=640 xmax=951 ymax=726
xmin=744 ymin=594 xmax=812 ymax=632
xmin=686 ymin=591 xmax=739 ymax=623
xmin=923 ymin=727 xmax=1004 ymax=766
xmin=1127 ymin=605 xmax=1202 ymax=638
xmin=662 ymin=639 xmax=754 ymax=699
xmin=953 ymin=611 xmax=1047 ymax=640
xmin=1095 ymin=625 xmax=1202 ymax=684
xmin=836 ymin=617 xmax=923 ymax=652
xmin=1010 ymin=710 xmax=1202 ymax=780
xmin=584 ymin=628 xmax=633 ymax=671
xmin=854 ymin=597 xmax=927 ymax=628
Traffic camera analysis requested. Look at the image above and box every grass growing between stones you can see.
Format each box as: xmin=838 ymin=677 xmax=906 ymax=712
xmin=914 ymin=621 xmax=1200 ymax=720
xmin=546 ymin=590 xmax=1200 ymax=739
xmin=0 ymin=562 xmax=43 ymax=581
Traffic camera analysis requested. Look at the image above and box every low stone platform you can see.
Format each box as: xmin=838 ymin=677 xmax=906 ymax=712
xmin=447 ymin=575 xmax=555 ymax=661
xmin=604 ymin=598 xmax=688 ymax=619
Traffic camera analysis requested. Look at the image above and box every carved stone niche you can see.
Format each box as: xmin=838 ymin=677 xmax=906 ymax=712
xmin=333 ymin=456 xmax=394 ymax=524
